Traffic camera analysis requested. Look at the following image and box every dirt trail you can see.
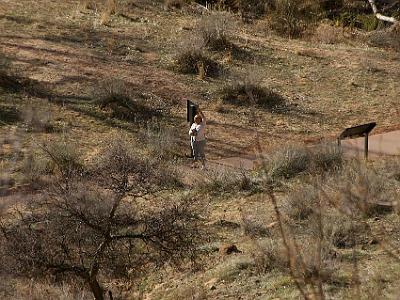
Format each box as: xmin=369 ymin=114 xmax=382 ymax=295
xmin=341 ymin=130 xmax=400 ymax=157
xmin=206 ymin=128 xmax=400 ymax=172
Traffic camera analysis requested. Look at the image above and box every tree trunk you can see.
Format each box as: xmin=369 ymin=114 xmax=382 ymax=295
xmin=367 ymin=0 xmax=398 ymax=23
xmin=88 ymin=276 xmax=105 ymax=300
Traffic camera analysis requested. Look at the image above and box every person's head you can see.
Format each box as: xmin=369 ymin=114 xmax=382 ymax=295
xmin=194 ymin=114 xmax=202 ymax=124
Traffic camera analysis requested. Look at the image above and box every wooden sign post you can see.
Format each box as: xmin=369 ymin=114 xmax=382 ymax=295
xmin=338 ymin=122 xmax=377 ymax=159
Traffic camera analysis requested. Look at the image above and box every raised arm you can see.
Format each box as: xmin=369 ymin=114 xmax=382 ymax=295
xmin=198 ymin=108 xmax=206 ymax=122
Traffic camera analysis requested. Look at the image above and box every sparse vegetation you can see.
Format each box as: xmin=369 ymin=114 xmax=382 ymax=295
xmin=174 ymin=48 xmax=220 ymax=78
xmin=2 ymin=0 xmax=400 ymax=299
xmin=221 ymin=83 xmax=285 ymax=109
xmin=264 ymin=144 xmax=343 ymax=181
xmin=96 ymin=80 xmax=160 ymax=122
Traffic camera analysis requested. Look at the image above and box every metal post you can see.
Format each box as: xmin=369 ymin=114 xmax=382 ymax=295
xmin=364 ymin=133 xmax=369 ymax=160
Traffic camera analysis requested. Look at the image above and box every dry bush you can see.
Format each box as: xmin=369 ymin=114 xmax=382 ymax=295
xmin=241 ymin=213 xmax=271 ymax=238
xmin=197 ymin=12 xmax=236 ymax=52
xmin=268 ymin=0 xmax=321 ymax=38
xmin=145 ymin=121 xmax=180 ymax=160
xmin=265 ymin=146 xmax=311 ymax=180
xmin=21 ymin=103 xmax=56 ymax=133
xmin=174 ymin=48 xmax=220 ymax=78
xmin=20 ymin=153 xmax=52 ymax=189
xmin=95 ymin=138 xmax=182 ymax=189
xmin=322 ymin=213 xmax=370 ymax=249
xmin=195 ymin=0 xmax=269 ymax=17
xmin=293 ymin=237 xmax=339 ymax=285
xmin=368 ymin=23 xmax=400 ymax=51
xmin=221 ymin=82 xmax=285 ymax=109
xmin=96 ymin=80 xmax=160 ymax=122
xmin=164 ymin=0 xmax=192 ymax=10
xmin=79 ymin=0 xmax=97 ymax=10
xmin=0 ymin=277 xmax=90 ymax=300
xmin=251 ymin=239 xmax=289 ymax=273
xmin=0 ymin=139 xmax=200 ymax=300
xmin=197 ymin=169 xmax=261 ymax=195
xmin=0 ymin=102 xmax=20 ymax=126
xmin=312 ymin=23 xmax=347 ymax=44
xmin=325 ymin=163 xmax=398 ymax=218
xmin=264 ymin=144 xmax=342 ymax=181
xmin=43 ymin=141 xmax=85 ymax=180
xmin=0 ymin=52 xmax=48 ymax=98
xmin=100 ymin=0 xmax=117 ymax=26
xmin=284 ymin=185 xmax=320 ymax=221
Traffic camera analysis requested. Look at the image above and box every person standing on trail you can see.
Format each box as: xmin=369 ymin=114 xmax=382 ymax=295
xmin=189 ymin=108 xmax=206 ymax=169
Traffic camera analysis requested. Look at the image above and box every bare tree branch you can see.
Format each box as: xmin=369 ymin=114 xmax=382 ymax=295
xmin=368 ymin=0 xmax=398 ymax=23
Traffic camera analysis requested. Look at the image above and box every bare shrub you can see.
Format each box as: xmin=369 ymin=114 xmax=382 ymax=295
xmin=241 ymin=213 xmax=271 ymax=238
xmin=174 ymin=48 xmax=219 ymax=78
xmin=325 ymin=163 xmax=397 ymax=218
xmin=265 ymin=146 xmax=311 ymax=180
xmin=96 ymin=80 xmax=160 ymax=122
xmin=21 ymin=103 xmax=56 ymax=133
xmin=95 ymin=138 xmax=182 ymax=189
xmin=264 ymin=144 xmax=343 ymax=181
xmin=0 ymin=139 xmax=200 ymax=300
xmin=20 ymin=153 xmax=52 ymax=189
xmin=0 ymin=52 xmax=48 ymax=97
xmin=251 ymin=239 xmax=288 ymax=273
xmin=42 ymin=141 xmax=84 ymax=181
xmin=145 ymin=121 xmax=180 ymax=160
xmin=221 ymin=82 xmax=285 ymax=109
xmin=197 ymin=12 xmax=236 ymax=52
xmin=284 ymin=185 xmax=320 ymax=221
xmin=79 ymin=0 xmax=97 ymax=10
xmin=100 ymin=0 xmax=117 ymax=26
xmin=165 ymin=0 xmax=192 ymax=10
xmin=368 ymin=24 xmax=400 ymax=51
xmin=294 ymin=237 xmax=339 ymax=285
xmin=312 ymin=23 xmax=347 ymax=44
xmin=268 ymin=0 xmax=321 ymax=38
xmin=197 ymin=169 xmax=261 ymax=195
xmin=322 ymin=213 xmax=370 ymax=249
xmin=311 ymin=143 xmax=343 ymax=173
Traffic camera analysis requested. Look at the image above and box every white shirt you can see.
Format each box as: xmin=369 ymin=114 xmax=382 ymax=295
xmin=189 ymin=118 xmax=206 ymax=142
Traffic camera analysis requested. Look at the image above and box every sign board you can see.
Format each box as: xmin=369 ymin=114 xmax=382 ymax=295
xmin=338 ymin=122 xmax=377 ymax=159
xmin=187 ymin=100 xmax=198 ymax=124
xmin=339 ymin=122 xmax=376 ymax=140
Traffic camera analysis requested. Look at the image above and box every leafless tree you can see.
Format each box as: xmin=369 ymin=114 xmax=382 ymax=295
xmin=0 ymin=140 xmax=203 ymax=300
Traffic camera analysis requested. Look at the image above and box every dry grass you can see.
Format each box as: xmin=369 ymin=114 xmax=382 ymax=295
xmin=221 ymin=83 xmax=285 ymax=109
xmin=312 ymin=23 xmax=348 ymax=44
xmin=100 ymin=0 xmax=117 ymax=26
xmin=96 ymin=80 xmax=160 ymax=122
xmin=174 ymin=48 xmax=220 ymax=78
xmin=369 ymin=24 xmax=400 ymax=51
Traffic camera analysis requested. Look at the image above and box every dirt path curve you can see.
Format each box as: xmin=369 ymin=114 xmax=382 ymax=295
xmin=203 ymin=129 xmax=400 ymax=173
xmin=341 ymin=130 xmax=400 ymax=158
